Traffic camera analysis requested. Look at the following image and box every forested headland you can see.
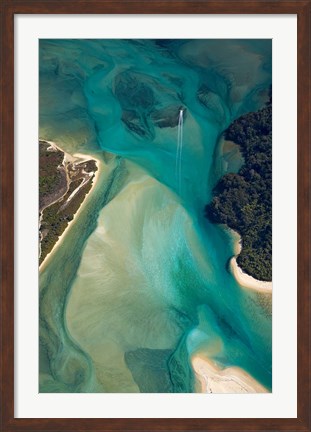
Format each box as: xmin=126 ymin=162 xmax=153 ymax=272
xmin=205 ymin=95 xmax=272 ymax=281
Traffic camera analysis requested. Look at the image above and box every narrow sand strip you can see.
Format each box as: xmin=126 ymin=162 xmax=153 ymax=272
xmin=229 ymin=229 xmax=272 ymax=293
xmin=230 ymin=257 xmax=272 ymax=293
xmin=39 ymin=142 xmax=102 ymax=272
xmin=192 ymin=354 xmax=269 ymax=394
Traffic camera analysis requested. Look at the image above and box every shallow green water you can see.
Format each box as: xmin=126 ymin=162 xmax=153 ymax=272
xmin=39 ymin=39 xmax=272 ymax=393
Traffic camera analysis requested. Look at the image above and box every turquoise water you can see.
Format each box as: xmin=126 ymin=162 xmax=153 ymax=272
xmin=39 ymin=39 xmax=272 ymax=393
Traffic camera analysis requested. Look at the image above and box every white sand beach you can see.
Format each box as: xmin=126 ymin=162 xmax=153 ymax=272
xmin=192 ymin=354 xmax=269 ymax=394
xmin=39 ymin=141 xmax=102 ymax=272
xmin=229 ymin=230 xmax=272 ymax=293
xmin=230 ymin=257 xmax=272 ymax=293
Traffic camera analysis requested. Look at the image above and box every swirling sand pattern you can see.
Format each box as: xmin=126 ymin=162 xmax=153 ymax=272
xmin=39 ymin=39 xmax=272 ymax=393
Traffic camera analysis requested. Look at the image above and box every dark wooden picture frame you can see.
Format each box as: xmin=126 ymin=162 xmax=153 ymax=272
xmin=0 ymin=1 xmax=310 ymax=431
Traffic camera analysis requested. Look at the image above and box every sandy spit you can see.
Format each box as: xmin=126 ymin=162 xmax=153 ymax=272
xmin=39 ymin=141 xmax=102 ymax=272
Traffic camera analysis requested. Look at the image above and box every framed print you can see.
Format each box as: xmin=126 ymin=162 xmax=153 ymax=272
xmin=0 ymin=1 xmax=310 ymax=431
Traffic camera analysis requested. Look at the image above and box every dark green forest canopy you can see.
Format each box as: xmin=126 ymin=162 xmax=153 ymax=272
xmin=205 ymin=96 xmax=272 ymax=281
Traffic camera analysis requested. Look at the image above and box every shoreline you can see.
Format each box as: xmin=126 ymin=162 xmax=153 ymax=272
xmin=228 ymin=229 xmax=272 ymax=293
xmin=220 ymin=136 xmax=244 ymax=175
xmin=230 ymin=257 xmax=272 ymax=293
xmin=39 ymin=141 xmax=102 ymax=272
xmin=191 ymin=354 xmax=269 ymax=394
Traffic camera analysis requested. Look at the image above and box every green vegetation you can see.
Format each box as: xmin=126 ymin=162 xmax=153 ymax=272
xmin=39 ymin=141 xmax=66 ymax=209
xmin=205 ymin=95 xmax=272 ymax=281
xmin=39 ymin=140 xmax=98 ymax=266
xmin=40 ymin=176 xmax=95 ymax=265
xmin=82 ymin=160 xmax=97 ymax=173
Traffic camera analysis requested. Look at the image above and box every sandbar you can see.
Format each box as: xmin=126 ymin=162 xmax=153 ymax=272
xmin=192 ymin=354 xmax=269 ymax=394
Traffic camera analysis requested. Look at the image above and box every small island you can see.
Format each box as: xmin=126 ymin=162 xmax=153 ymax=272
xmin=205 ymin=95 xmax=272 ymax=282
xmin=39 ymin=140 xmax=98 ymax=266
